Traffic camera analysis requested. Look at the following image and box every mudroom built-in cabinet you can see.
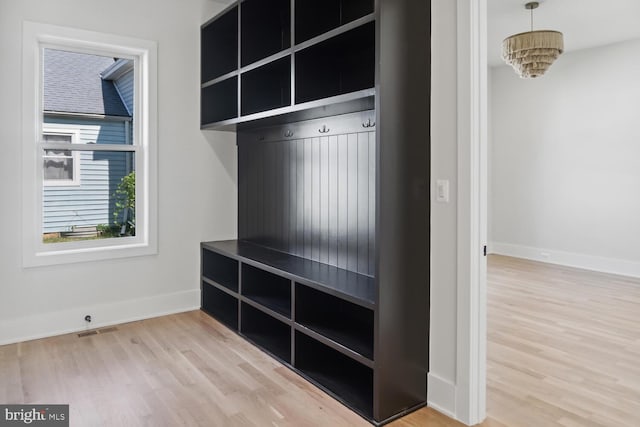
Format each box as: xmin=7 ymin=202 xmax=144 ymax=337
xmin=200 ymin=1 xmax=430 ymax=424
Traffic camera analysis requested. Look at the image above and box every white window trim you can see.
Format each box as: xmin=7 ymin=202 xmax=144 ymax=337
xmin=42 ymin=126 xmax=81 ymax=187
xmin=22 ymin=21 xmax=158 ymax=267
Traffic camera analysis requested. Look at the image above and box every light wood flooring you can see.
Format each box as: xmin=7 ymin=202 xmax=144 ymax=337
xmin=1 ymin=255 xmax=639 ymax=426
xmin=487 ymin=255 xmax=640 ymax=427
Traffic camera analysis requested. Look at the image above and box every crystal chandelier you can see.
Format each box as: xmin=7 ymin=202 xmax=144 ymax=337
xmin=502 ymin=2 xmax=564 ymax=78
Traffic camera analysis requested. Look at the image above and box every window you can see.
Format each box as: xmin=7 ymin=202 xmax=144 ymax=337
xmin=22 ymin=22 xmax=157 ymax=267
xmin=42 ymin=130 xmax=81 ymax=186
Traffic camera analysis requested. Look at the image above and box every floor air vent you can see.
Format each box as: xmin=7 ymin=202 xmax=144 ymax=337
xmin=78 ymin=327 xmax=118 ymax=338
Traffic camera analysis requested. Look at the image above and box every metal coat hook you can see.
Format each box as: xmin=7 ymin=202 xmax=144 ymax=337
xmin=284 ymin=130 xmax=294 ymax=138
xmin=257 ymin=135 xmax=265 ymax=141
xmin=362 ymin=118 xmax=376 ymax=128
xmin=319 ymin=125 xmax=330 ymax=134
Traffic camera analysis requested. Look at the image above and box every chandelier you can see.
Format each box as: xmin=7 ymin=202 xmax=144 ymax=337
xmin=502 ymin=1 xmax=564 ymax=78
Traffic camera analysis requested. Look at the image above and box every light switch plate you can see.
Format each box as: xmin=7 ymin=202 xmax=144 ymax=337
xmin=436 ymin=179 xmax=450 ymax=203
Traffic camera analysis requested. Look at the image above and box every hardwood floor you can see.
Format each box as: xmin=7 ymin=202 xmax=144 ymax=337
xmin=1 ymin=255 xmax=639 ymax=426
xmin=487 ymin=255 xmax=640 ymax=427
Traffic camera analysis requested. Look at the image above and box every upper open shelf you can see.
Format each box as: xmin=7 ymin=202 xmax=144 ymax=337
xmin=201 ymin=5 xmax=238 ymax=83
xmin=241 ymin=0 xmax=291 ymax=67
xmin=200 ymin=0 xmax=376 ymax=130
xmin=295 ymin=0 xmax=374 ymax=44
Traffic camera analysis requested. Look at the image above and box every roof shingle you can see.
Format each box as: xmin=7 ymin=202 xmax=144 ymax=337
xmin=43 ymin=49 xmax=130 ymax=117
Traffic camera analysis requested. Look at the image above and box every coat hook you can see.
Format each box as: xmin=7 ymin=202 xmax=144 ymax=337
xmin=284 ymin=130 xmax=294 ymax=138
xmin=257 ymin=135 xmax=265 ymax=141
xmin=319 ymin=125 xmax=330 ymax=134
xmin=362 ymin=118 xmax=376 ymax=128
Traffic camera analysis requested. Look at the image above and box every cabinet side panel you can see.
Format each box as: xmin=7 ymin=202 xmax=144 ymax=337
xmin=374 ymin=0 xmax=431 ymax=422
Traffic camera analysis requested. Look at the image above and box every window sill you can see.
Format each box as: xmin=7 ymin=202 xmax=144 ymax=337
xmin=24 ymin=238 xmax=157 ymax=268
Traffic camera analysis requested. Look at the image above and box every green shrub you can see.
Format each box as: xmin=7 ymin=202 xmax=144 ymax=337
xmin=113 ymin=171 xmax=135 ymax=236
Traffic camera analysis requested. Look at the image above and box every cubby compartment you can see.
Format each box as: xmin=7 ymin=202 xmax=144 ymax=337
xmin=201 ymin=6 xmax=238 ymax=82
xmin=202 ymin=283 xmax=239 ymax=331
xmin=296 ymin=284 xmax=374 ymax=360
xmin=295 ymin=0 xmax=374 ymax=44
xmin=201 ymin=77 xmax=238 ymax=125
xmin=241 ymin=0 xmax=291 ymax=66
xmin=295 ymin=331 xmax=373 ymax=419
xmin=241 ymin=303 xmax=291 ymax=363
xmin=241 ymin=263 xmax=292 ymax=318
xmin=202 ymin=248 xmax=239 ymax=292
xmin=295 ymin=21 xmax=375 ymax=104
xmin=241 ymin=57 xmax=291 ymax=116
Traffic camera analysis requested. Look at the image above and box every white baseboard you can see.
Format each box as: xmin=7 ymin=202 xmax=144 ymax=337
xmin=0 ymin=289 xmax=200 ymax=346
xmin=490 ymin=242 xmax=640 ymax=279
xmin=427 ymin=372 xmax=457 ymax=420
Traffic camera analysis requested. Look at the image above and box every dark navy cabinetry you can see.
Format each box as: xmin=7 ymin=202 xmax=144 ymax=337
xmin=201 ymin=1 xmax=430 ymax=424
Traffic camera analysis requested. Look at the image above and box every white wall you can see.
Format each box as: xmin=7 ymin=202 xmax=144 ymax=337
xmin=428 ymin=0 xmax=459 ymax=418
xmin=490 ymin=39 xmax=640 ymax=277
xmin=0 ymin=0 xmax=237 ymax=344
xmin=0 ymin=0 xmax=471 ymax=423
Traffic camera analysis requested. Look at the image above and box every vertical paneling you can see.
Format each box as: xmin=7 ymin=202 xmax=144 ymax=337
xmin=295 ymin=140 xmax=305 ymax=257
xmin=319 ymin=136 xmax=330 ymax=265
xmin=328 ymin=136 xmax=339 ymax=267
xmin=337 ymin=134 xmax=349 ymax=270
xmin=368 ymin=132 xmax=376 ymax=274
xmin=347 ymin=133 xmax=358 ymax=272
xmin=303 ymin=139 xmax=313 ymax=259
xmin=238 ymin=126 xmax=375 ymax=276
xmin=357 ymin=132 xmax=369 ymax=274
xmin=311 ymin=137 xmax=321 ymax=262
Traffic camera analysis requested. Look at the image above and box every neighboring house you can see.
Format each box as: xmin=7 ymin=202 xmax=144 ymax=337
xmin=43 ymin=49 xmax=134 ymax=234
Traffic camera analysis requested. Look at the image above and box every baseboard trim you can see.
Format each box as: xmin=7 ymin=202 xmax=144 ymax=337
xmin=490 ymin=242 xmax=640 ymax=279
xmin=0 ymin=289 xmax=200 ymax=346
xmin=427 ymin=372 xmax=457 ymax=420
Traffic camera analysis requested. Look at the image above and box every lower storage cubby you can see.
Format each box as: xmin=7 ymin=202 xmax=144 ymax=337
xmin=295 ymin=331 xmax=373 ymax=419
xmin=296 ymin=284 xmax=374 ymax=360
xmin=242 ymin=263 xmax=292 ymax=318
xmin=241 ymin=303 xmax=291 ymax=363
xmin=202 ymin=282 xmax=238 ymax=331
xmin=202 ymin=249 xmax=239 ymax=292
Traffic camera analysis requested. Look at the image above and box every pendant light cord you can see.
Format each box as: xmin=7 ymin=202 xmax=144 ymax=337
xmin=530 ymin=6 xmax=534 ymax=31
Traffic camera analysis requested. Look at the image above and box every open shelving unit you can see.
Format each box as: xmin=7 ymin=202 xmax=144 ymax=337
xmin=295 ymin=21 xmax=375 ymax=104
xmin=295 ymin=331 xmax=374 ymax=419
xmin=202 ymin=282 xmax=238 ymax=330
xmin=296 ymin=284 xmax=373 ymax=360
xmin=240 ymin=56 xmax=291 ymax=116
xmin=241 ymin=263 xmax=292 ymax=318
xmin=200 ymin=1 xmax=430 ymax=425
xmin=295 ymin=0 xmax=374 ymax=43
xmin=241 ymin=302 xmax=291 ymax=363
xmin=241 ymin=0 xmax=290 ymax=66
xmin=200 ymin=0 xmax=376 ymax=130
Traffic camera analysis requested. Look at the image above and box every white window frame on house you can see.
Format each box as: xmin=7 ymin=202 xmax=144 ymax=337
xmin=22 ymin=21 xmax=158 ymax=267
xmin=42 ymin=127 xmax=81 ymax=187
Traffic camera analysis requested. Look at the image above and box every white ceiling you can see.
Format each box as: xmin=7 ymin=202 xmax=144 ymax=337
xmin=208 ymin=0 xmax=640 ymax=67
xmin=488 ymin=0 xmax=640 ymax=66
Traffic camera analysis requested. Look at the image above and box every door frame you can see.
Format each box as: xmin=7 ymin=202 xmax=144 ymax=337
xmin=455 ymin=0 xmax=487 ymax=424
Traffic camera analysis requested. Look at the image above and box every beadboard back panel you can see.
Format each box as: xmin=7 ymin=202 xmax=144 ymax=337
xmin=238 ymin=115 xmax=375 ymax=277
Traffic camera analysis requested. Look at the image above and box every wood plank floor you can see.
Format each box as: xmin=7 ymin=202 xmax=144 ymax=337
xmin=487 ymin=255 xmax=640 ymax=427
xmin=1 ymin=255 xmax=639 ymax=426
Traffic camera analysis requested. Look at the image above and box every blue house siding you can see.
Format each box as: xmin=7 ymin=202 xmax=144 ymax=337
xmin=43 ymin=117 xmax=132 ymax=233
xmin=114 ymin=69 xmax=134 ymax=115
